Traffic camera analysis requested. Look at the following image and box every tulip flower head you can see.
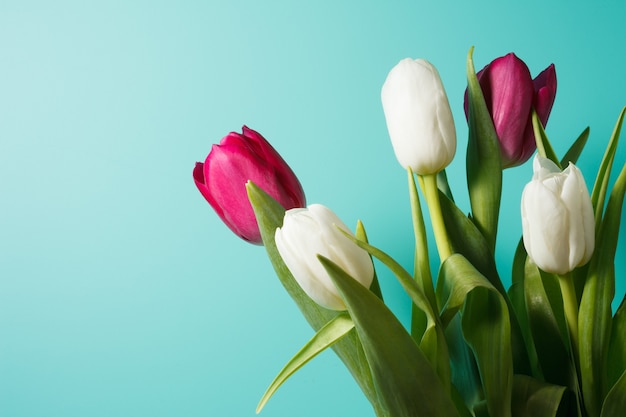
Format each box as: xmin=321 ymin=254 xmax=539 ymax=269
xmin=464 ymin=53 xmax=557 ymax=168
xmin=521 ymin=156 xmax=594 ymax=275
xmin=275 ymin=204 xmax=375 ymax=311
xmin=194 ymin=126 xmax=306 ymax=244
xmin=381 ymin=58 xmax=457 ymax=175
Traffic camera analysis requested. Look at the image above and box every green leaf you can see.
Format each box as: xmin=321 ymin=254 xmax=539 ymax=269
xmin=257 ymin=313 xmax=355 ymax=413
xmin=246 ymin=182 xmax=382 ymax=416
xmin=591 ymin=106 xmax=626 ymax=231
xmin=437 ymin=169 xmax=455 ymax=202
xmin=608 ymin=296 xmax=626 ymax=389
xmin=465 ymin=46 xmax=503 ymax=253
xmin=338 ymin=229 xmax=451 ymax=389
xmin=355 ymin=220 xmax=383 ymax=301
xmin=319 ymin=256 xmax=462 ymax=417
xmin=579 ymin=162 xmax=626 ymax=417
xmin=560 ymin=126 xmax=590 ymax=167
xmin=523 ymin=260 xmax=572 ymax=388
xmin=437 ymin=254 xmax=513 ymax=417
xmin=438 ymin=191 xmax=505 ymax=295
xmin=444 ymin=315 xmax=483 ymax=413
xmin=532 ymin=110 xmax=561 ymax=169
xmin=601 ymin=369 xmax=626 ymax=417
xmin=438 ymin=190 xmax=530 ymax=375
xmin=511 ymin=375 xmax=571 ymax=417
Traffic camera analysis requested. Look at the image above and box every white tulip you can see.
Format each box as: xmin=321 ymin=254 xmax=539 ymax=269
xmin=521 ymin=156 xmax=595 ymax=275
xmin=275 ymin=204 xmax=374 ymax=311
xmin=381 ymin=58 xmax=457 ymax=175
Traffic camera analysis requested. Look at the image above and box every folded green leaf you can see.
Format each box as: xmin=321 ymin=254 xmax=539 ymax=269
xmin=465 ymin=46 xmax=503 ymax=254
xmin=246 ymin=182 xmax=382 ymax=416
xmin=438 ymin=190 xmax=530 ymax=375
xmin=437 ymin=254 xmax=514 ymax=417
xmin=511 ymin=375 xmax=570 ymax=417
xmin=444 ymin=315 xmax=483 ymax=412
xmin=256 ymin=313 xmax=355 ymax=413
xmin=320 ymin=255 xmax=462 ymax=417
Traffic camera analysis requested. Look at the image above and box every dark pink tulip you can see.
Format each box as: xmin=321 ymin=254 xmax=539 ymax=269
xmin=193 ymin=126 xmax=306 ymax=244
xmin=464 ymin=53 xmax=557 ymax=168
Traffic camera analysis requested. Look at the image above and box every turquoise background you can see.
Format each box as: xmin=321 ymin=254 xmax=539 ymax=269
xmin=1 ymin=1 xmax=625 ymax=416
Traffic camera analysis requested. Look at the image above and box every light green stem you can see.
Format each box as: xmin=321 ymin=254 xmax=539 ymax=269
xmin=421 ymin=174 xmax=453 ymax=263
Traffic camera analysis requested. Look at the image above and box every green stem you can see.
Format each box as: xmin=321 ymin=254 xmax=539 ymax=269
xmin=558 ymin=271 xmax=585 ymax=417
xmin=558 ymin=272 xmax=580 ymax=359
xmin=421 ymin=173 xmax=453 ymax=263
xmin=407 ymin=168 xmax=437 ymax=314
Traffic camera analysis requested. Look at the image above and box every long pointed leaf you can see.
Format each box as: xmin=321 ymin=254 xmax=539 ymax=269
xmin=591 ymin=106 xmax=626 ymax=230
xmin=356 ymin=220 xmax=383 ymax=301
xmin=320 ymin=256 xmax=461 ymax=417
xmin=339 ymin=229 xmax=451 ymax=388
xmin=465 ymin=46 xmax=503 ymax=253
xmin=256 ymin=313 xmax=355 ymax=413
xmin=560 ymin=126 xmax=590 ymax=167
xmin=246 ymin=182 xmax=382 ymax=415
xmin=579 ymin=162 xmax=626 ymax=417
xmin=532 ymin=110 xmax=561 ymax=169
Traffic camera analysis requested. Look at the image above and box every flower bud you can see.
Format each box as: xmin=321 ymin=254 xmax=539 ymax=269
xmin=275 ymin=204 xmax=374 ymax=310
xmin=464 ymin=53 xmax=557 ymax=168
xmin=381 ymin=58 xmax=457 ymax=175
xmin=521 ymin=156 xmax=594 ymax=274
xmin=194 ymin=126 xmax=306 ymax=244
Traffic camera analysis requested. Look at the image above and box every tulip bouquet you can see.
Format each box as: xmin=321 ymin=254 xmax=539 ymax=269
xmin=194 ymin=48 xmax=626 ymax=417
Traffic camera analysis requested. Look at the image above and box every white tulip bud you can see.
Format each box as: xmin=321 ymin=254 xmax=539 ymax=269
xmin=381 ymin=58 xmax=457 ymax=175
xmin=275 ymin=204 xmax=374 ymax=310
xmin=521 ymin=156 xmax=595 ymax=275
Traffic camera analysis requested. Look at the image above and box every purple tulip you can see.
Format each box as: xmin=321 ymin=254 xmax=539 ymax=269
xmin=464 ymin=53 xmax=557 ymax=168
xmin=193 ymin=126 xmax=306 ymax=244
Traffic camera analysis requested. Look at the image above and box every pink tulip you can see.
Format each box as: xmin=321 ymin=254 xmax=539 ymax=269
xmin=464 ymin=53 xmax=557 ymax=168
xmin=193 ymin=126 xmax=306 ymax=244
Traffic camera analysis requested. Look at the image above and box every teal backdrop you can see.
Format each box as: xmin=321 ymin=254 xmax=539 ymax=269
xmin=1 ymin=1 xmax=625 ymax=416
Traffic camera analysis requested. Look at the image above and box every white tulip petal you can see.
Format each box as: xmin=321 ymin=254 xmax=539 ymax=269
xmin=521 ymin=155 xmax=595 ymax=274
xmin=275 ymin=204 xmax=374 ymax=311
xmin=381 ymin=58 xmax=456 ymax=174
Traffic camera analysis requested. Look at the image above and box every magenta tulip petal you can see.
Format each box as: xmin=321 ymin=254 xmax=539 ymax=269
xmin=484 ymin=54 xmax=535 ymax=166
xmin=533 ymin=64 xmax=557 ymax=125
xmin=464 ymin=53 xmax=556 ymax=168
xmin=193 ymin=126 xmax=306 ymax=244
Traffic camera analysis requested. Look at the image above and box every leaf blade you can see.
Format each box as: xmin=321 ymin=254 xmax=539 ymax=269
xmin=256 ymin=313 xmax=355 ymax=413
